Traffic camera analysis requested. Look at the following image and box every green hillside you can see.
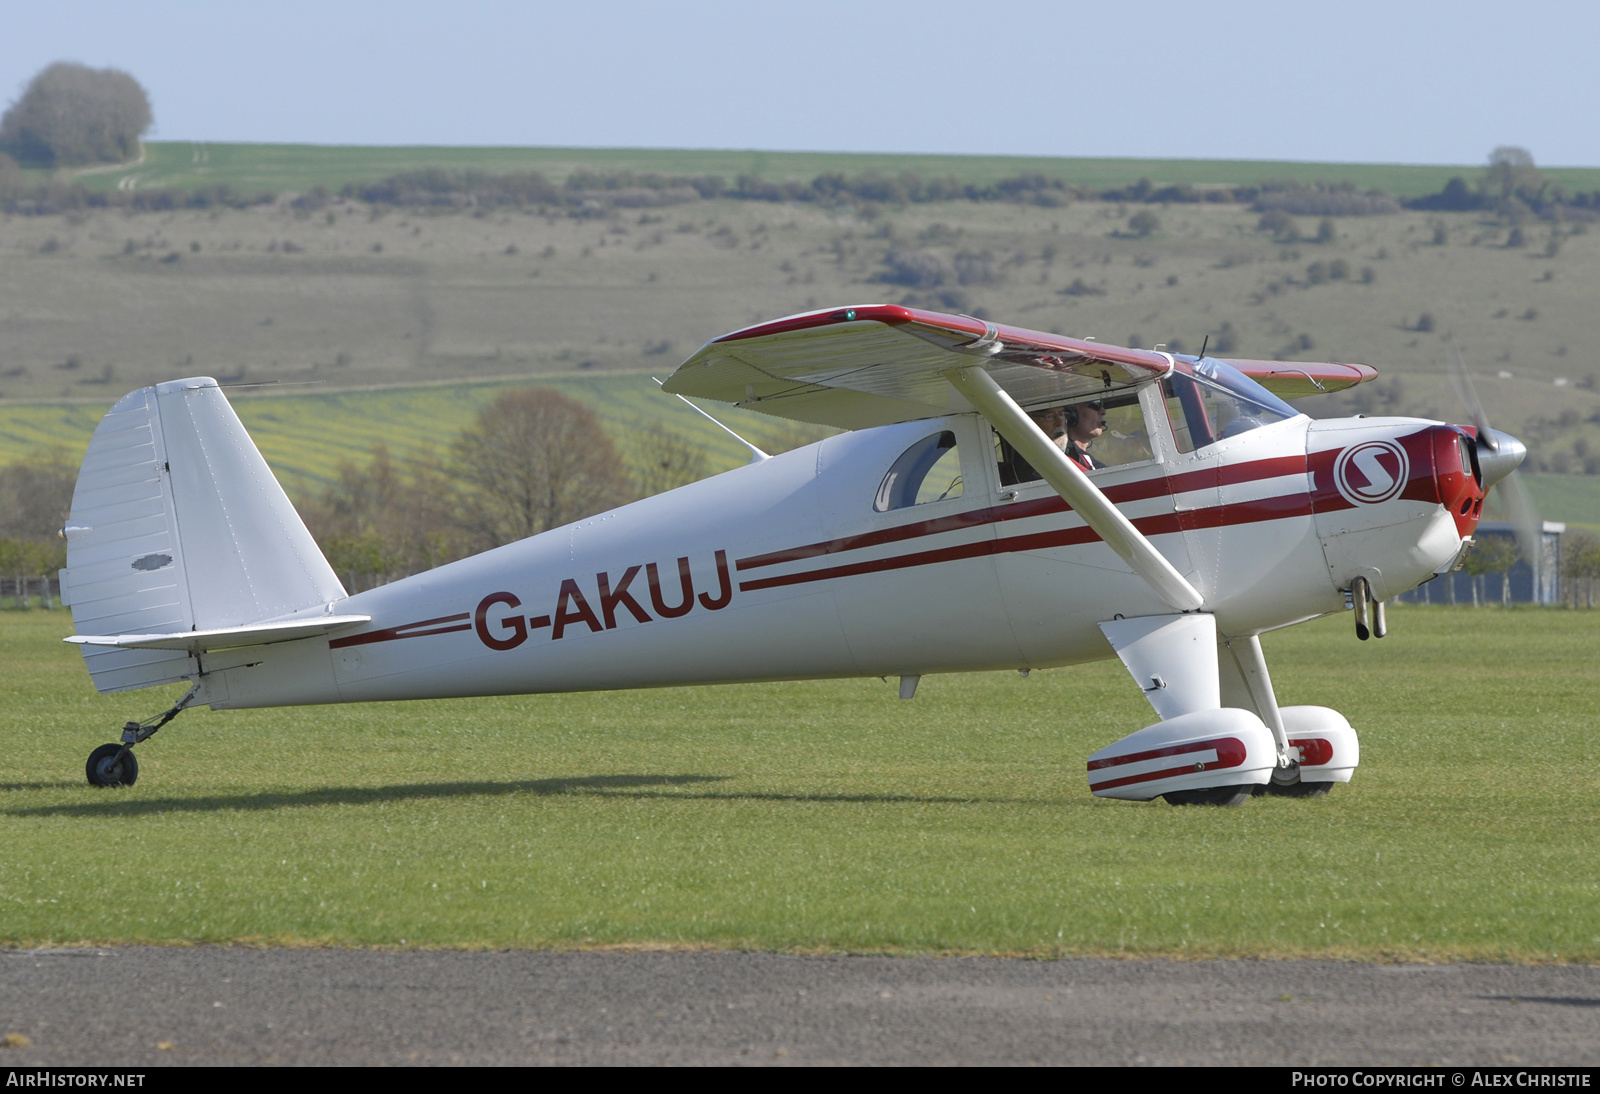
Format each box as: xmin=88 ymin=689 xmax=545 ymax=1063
xmin=7 ymin=378 xmax=1600 ymax=527
xmin=0 ymin=374 xmax=819 ymax=502
xmin=68 ymin=141 xmax=1600 ymax=199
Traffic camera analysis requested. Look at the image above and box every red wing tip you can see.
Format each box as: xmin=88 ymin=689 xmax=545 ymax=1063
xmin=713 ymin=304 xmax=932 ymax=344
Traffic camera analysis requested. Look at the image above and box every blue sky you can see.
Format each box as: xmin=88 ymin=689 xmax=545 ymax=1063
xmin=3 ymin=0 xmax=1596 ymax=167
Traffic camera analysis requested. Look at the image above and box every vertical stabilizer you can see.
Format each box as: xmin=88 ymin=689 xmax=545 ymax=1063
xmin=62 ymin=378 xmax=346 ymax=693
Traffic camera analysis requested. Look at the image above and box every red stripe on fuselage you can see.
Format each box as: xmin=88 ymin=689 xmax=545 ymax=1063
xmin=735 ymin=454 xmax=1306 ymax=572
xmin=737 ymin=492 xmax=1313 ymax=592
xmin=328 ymin=612 xmax=472 ymax=649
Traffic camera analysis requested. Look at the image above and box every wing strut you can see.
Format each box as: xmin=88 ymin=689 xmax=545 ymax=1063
xmin=654 ymin=377 xmax=770 ymax=463
xmin=944 ymin=366 xmax=1204 ymax=613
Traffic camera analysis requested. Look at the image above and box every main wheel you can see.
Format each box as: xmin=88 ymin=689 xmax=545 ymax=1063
xmin=86 ymin=743 xmax=138 ymax=788
xmin=1162 ymin=784 xmax=1252 ymax=807
xmin=1262 ymin=780 xmax=1332 ymax=798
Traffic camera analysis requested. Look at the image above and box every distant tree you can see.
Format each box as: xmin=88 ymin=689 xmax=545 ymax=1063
xmin=0 ymin=62 xmax=152 ymax=167
xmin=0 ymin=454 xmax=76 ymax=541
xmin=1561 ymin=530 xmax=1600 ymax=608
xmin=1484 ymin=146 xmax=1540 ymax=202
xmin=1461 ymin=535 xmax=1518 ymax=606
xmin=298 ymin=443 xmax=471 ymax=589
xmin=625 ymin=420 xmax=708 ymax=498
xmin=452 ymin=388 xmax=633 ymax=549
xmin=1127 ymin=210 xmax=1160 ymax=237
xmin=0 ymin=454 xmax=73 ymax=609
xmin=1315 ymin=217 xmax=1335 ymax=244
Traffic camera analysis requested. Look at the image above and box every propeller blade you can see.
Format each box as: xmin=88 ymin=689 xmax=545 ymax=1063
xmin=1499 ymin=468 xmax=1545 ymax=570
xmin=1445 ymin=345 xmax=1545 ymax=591
xmin=1447 ymin=345 xmax=1498 ymax=454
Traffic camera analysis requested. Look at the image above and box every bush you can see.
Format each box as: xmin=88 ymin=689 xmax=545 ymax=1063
xmin=1127 ymin=210 xmax=1160 ymax=237
xmin=880 ymin=248 xmax=954 ymax=289
xmin=0 ymin=62 xmax=151 ymax=167
xmin=1408 ymin=177 xmax=1483 ymax=212
xmin=1059 ymin=277 xmax=1105 ymax=297
xmin=1254 ymin=181 xmax=1400 ymax=217
xmin=953 ymin=251 xmax=999 ymax=285
xmin=1257 ymin=209 xmax=1299 ymax=241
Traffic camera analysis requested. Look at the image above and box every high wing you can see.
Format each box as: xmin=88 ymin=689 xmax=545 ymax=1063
xmin=1223 ymin=359 xmax=1378 ymax=399
xmin=662 ymin=305 xmax=1176 ymax=430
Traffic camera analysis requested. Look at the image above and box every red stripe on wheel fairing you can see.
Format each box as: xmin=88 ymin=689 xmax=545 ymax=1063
xmin=1086 ymin=736 xmax=1249 ymax=791
xmin=1290 ymin=737 xmax=1335 ymax=766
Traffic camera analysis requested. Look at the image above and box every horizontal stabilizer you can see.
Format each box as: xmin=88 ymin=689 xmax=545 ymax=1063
xmin=66 ymin=615 xmax=371 ymax=653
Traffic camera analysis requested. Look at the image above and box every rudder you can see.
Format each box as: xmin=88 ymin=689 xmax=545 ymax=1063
xmin=61 ymin=377 xmax=347 ymax=693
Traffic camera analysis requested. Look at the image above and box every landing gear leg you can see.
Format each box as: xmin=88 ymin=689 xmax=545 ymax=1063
xmin=84 ymin=684 xmax=198 ymax=789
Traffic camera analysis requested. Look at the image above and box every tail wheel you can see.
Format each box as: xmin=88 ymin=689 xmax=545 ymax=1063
xmin=86 ymin=744 xmax=138 ymax=789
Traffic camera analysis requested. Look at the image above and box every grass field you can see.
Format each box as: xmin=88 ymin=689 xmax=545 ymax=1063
xmin=2 ymin=607 xmax=1597 ymax=959
xmin=60 ymin=142 xmax=1600 ymax=199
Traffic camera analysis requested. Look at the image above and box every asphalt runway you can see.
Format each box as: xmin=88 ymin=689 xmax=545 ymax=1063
xmin=1 ymin=948 xmax=1597 ymax=1066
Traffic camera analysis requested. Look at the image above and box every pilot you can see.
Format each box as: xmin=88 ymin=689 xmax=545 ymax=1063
xmin=1064 ymin=400 xmax=1107 ymax=470
xmin=998 ymin=406 xmax=1064 ymax=484
xmin=1032 ymin=405 xmax=1068 ymax=446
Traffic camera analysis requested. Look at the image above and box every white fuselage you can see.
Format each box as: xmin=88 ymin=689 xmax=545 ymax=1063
xmin=194 ymin=398 xmax=1469 ymax=711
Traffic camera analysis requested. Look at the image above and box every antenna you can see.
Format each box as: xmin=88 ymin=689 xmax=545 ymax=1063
xmin=1197 ymin=335 xmax=1210 ymax=360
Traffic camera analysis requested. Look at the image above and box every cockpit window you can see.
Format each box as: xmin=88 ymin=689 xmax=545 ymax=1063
xmin=1162 ymin=357 xmax=1300 ymax=452
xmin=875 ymin=431 xmax=962 ymax=511
xmin=994 ymin=394 xmax=1152 ymax=485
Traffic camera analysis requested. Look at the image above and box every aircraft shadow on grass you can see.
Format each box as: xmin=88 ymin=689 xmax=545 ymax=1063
xmin=6 ymin=773 xmax=1030 ymax=818
xmin=1477 ymin=995 xmax=1600 ymax=1008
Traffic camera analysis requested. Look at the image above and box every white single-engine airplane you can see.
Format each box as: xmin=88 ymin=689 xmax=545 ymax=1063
xmin=60 ymin=305 xmax=1526 ymax=804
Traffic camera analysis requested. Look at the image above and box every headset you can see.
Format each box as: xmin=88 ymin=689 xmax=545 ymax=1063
xmin=1063 ymin=399 xmax=1104 ymax=430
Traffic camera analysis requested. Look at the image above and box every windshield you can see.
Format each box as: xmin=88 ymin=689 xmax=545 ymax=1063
xmin=1162 ymin=357 xmax=1302 ymax=452
xmin=1190 ymin=357 xmax=1301 ymax=420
